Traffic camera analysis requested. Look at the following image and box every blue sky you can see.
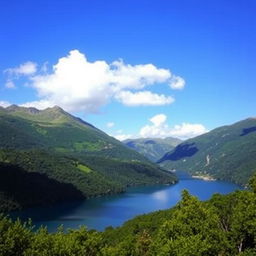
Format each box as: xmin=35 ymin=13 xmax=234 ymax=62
xmin=0 ymin=0 xmax=255 ymax=140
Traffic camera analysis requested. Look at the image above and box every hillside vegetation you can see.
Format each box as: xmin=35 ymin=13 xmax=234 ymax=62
xmin=124 ymin=137 xmax=181 ymax=162
xmin=158 ymin=118 xmax=256 ymax=185
xmin=0 ymin=105 xmax=176 ymax=212
xmin=1 ymin=173 xmax=255 ymax=255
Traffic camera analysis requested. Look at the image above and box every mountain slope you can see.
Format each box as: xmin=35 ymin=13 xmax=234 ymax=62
xmin=0 ymin=106 xmax=177 ymax=212
xmin=0 ymin=105 xmax=147 ymax=160
xmin=124 ymin=137 xmax=181 ymax=162
xmin=158 ymin=118 xmax=256 ymax=185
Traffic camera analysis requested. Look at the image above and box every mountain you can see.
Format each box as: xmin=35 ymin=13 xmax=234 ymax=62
xmin=0 ymin=105 xmax=177 ymax=212
xmin=124 ymin=137 xmax=182 ymax=162
xmin=158 ymin=118 xmax=256 ymax=186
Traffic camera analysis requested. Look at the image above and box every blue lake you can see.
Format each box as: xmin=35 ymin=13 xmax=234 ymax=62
xmin=11 ymin=173 xmax=242 ymax=232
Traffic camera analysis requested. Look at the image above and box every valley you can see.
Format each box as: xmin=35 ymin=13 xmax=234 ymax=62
xmin=0 ymin=105 xmax=177 ymax=212
xmin=0 ymin=107 xmax=255 ymax=256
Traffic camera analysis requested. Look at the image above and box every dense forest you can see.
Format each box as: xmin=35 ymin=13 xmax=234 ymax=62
xmin=1 ymin=174 xmax=255 ymax=256
xmin=0 ymin=106 xmax=177 ymax=212
xmin=0 ymin=148 xmax=176 ymax=212
xmin=159 ymin=118 xmax=256 ymax=186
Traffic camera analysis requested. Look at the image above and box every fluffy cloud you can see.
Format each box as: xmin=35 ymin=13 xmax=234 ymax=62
xmin=109 ymin=114 xmax=207 ymax=141
xmin=150 ymin=114 xmax=167 ymax=126
xmin=106 ymin=122 xmax=115 ymax=128
xmin=4 ymin=62 xmax=37 ymax=90
xmin=169 ymin=75 xmax=185 ymax=90
xmin=167 ymin=123 xmax=208 ymax=139
xmin=114 ymin=133 xmax=133 ymax=141
xmin=115 ymin=91 xmax=174 ymax=106
xmin=21 ymin=99 xmax=54 ymax=110
xmin=5 ymin=61 xmax=37 ymax=76
xmin=110 ymin=60 xmax=171 ymax=91
xmin=140 ymin=114 xmax=208 ymax=140
xmin=4 ymin=50 xmax=185 ymax=113
xmin=0 ymin=101 xmax=11 ymax=107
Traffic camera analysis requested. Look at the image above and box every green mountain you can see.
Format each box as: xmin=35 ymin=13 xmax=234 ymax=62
xmin=158 ymin=118 xmax=256 ymax=186
xmin=124 ymin=137 xmax=182 ymax=162
xmin=0 ymin=105 xmax=177 ymax=212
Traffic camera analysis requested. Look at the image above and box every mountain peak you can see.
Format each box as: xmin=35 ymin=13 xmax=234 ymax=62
xmin=6 ymin=104 xmax=20 ymax=111
xmin=43 ymin=105 xmax=65 ymax=113
xmin=6 ymin=105 xmax=40 ymax=114
xmin=4 ymin=104 xmax=65 ymax=114
xmin=52 ymin=105 xmax=64 ymax=111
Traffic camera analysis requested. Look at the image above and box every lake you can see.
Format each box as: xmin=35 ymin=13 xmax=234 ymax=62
xmin=11 ymin=172 xmax=242 ymax=232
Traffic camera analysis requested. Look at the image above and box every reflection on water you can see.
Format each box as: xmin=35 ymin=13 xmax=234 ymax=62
xmin=152 ymin=190 xmax=169 ymax=202
xmin=11 ymin=174 xmax=242 ymax=232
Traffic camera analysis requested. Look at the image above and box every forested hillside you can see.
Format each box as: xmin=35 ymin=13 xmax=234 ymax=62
xmin=158 ymin=118 xmax=256 ymax=185
xmin=0 ymin=106 xmax=176 ymax=212
xmin=124 ymin=137 xmax=181 ymax=162
xmin=1 ymin=174 xmax=255 ymax=256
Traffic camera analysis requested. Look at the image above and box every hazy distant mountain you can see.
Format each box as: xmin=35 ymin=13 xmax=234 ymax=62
xmin=158 ymin=118 xmax=256 ymax=185
xmin=0 ymin=105 xmax=176 ymax=212
xmin=124 ymin=137 xmax=182 ymax=162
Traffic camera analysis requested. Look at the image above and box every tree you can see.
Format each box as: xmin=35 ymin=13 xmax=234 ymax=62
xmin=249 ymin=172 xmax=256 ymax=193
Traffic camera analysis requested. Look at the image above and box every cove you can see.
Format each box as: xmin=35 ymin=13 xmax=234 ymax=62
xmin=11 ymin=172 xmax=242 ymax=232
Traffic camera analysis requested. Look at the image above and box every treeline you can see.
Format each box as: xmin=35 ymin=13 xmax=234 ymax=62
xmin=0 ymin=108 xmax=177 ymax=212
xmin=0 ymin=148 xmax=176 ymax=212
xmin=1 ymin=174 xmax=255 ymax=256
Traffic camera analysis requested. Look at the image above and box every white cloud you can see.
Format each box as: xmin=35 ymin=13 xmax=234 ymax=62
xmin=115 ymin=91 xmax=174 ymax=106
xmin=114 ymin=133 xmax=133 ymax=141
xmin=169 ymin=75 xmax=185 ymax=90
xmin=5 ymin=80 xmax=16 ymax=89
xmin=107 ymin=114 xmax=207 ymax=141
xmin=150 ymin=114 xmax=167 ymax=126
xmin=5 ymin=50 xmax=184 ymax=113
xmin=5 ymin=61 xmax=37 ymax=76
xmin=106 ymin=122 xmax=115 ymax=128
xmin=0 ymin=101 xmax=11 ymax=107
xmin=139 ymin=114 xmax=208 ymax=140
xmin=110 ymin=60 xmax=171 ymax=91
xmin=167 ymin=123 xmax=208 ymax=139
xmin=140 ymin=123 xmax=169 ymax=138
xmin=21 ymin=99 xmax=55 ymax=110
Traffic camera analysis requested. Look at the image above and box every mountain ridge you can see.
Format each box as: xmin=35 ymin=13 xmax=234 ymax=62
xmin=124 ymin=137 xmax=182 ymax=162
xmin=158 ymin=117 xmax=256 ymax=185
xmin=0 ymin=105 xmax=177 ymax=212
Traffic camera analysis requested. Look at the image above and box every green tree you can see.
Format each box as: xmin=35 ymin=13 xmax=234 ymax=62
xmin=249 ymin=172 xmax=256 ymax=193
xmin=151 ymin=190 xmax=227 ymax=256
xmin=230 ymin=191 xmax=256 ymax=254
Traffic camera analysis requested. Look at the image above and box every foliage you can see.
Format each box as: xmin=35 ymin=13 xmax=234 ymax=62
xmin=0 ymin=178 xmax=256 ymax=256
xmin=159 ymin=118 xmax=256 ymax=185
xmin=0 ymin=106 xmax=176 ymax=212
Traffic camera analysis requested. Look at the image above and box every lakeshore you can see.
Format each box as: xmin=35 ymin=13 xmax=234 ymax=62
xmin=192 ymin=175 xmax=216 ymax=181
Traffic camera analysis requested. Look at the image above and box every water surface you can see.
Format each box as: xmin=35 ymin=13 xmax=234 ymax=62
xmin=12 ymin=173 xmax=242 ymax=231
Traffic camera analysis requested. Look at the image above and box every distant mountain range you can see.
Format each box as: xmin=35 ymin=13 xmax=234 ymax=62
xmin=0 ymin=105 xmax=176 ymax=212
xmin=124 ymin=137 xmax=182 ymax=162
xmin=158 ymin=118 xmax=256 ymax=186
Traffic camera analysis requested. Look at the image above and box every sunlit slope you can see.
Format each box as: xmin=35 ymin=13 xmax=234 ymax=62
xmin=158 ymin=118 xmax=256 ymax=185
xmin=0 ymin=105 xmax=177 ymax=211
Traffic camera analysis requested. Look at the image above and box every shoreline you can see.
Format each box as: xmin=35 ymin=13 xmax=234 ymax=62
xmin=192 ymin=175 xmax=216 ymax=181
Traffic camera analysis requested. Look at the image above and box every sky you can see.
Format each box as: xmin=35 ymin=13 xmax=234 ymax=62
xmin=0 ymin=0 xmax=255 ymax=140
